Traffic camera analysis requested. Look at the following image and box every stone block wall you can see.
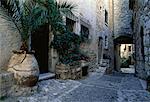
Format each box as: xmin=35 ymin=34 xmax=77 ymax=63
xmin=114 ymin=0 xmax=133 ymax=37
xmin=0 ymin=72 xmax=14 ymax=98
xmin=0 ymin=7 xmax=21 ymax=70
xmin=133 ymin=0 xmax=150 ymax=79
xmin=143 ymin=0 xmax=150 ymax=77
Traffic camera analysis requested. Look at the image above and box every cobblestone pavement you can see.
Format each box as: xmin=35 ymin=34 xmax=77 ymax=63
xmin=2 ymin=67 xmax=150 ymax=102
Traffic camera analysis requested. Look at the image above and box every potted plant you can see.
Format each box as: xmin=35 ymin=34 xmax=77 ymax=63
xmin=30 ymin=0 xmax=77 ymax=79
xmin=51 ymin=32 xmax=89 ymax=79
xmin=1 ymin=0 xmax=40 ymax=87
xmin=2 ymin=0 xmax=75 ymax=86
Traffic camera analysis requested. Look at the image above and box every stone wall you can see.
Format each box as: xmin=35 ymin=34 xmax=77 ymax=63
xmin=0 ymin=7 xmax=21 ymax=70
xmin=56 ymin=0 xmax=98 ymax=71
xmin=0 ymin=72 xmax=14 ymax=98
xmin=114 ymin=0 xmax=133 ymax=37
xmin=96 ymin=0 xmax=111 ymax=65
xmin=143 ymin=0 xmax=150 ymax=77
xmin=133 ymin=0 xmax=150 ymax=79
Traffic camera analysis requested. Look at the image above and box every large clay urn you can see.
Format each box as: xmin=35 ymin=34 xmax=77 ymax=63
xmin=8 ymin=52 xmax=39 ymax=87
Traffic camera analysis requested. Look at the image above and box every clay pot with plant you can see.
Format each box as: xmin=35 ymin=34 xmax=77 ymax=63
xmin=1 ymin=0 xmax=40 ymax=87
xmin=2 ymin=0 xmax=76 ymax=86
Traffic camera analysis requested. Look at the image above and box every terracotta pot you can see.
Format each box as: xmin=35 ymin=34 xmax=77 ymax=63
xmin=8 ymin=53 xmax=39 ymax=87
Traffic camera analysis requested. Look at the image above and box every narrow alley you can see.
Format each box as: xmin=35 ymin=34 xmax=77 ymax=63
xmin=4 ymin=67 xmax=150 ymax=102
xmin=0 ymin=0 xmax=150 ymax=102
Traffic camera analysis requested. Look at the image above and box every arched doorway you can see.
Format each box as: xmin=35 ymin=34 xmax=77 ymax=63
xmin=114 ymin=34 xmax=135 ymax=74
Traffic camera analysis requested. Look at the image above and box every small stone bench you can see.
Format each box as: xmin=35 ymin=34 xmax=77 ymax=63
xmin=0 ymin=71 xmax=14 ymax=99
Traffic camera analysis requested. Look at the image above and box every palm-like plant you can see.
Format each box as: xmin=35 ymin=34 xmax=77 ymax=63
xmin=31 ymin=0 xmax=76 ymax=34
xmin=3 ymin=0 xmax=36 ymax=51
xmin=0 ymin=0 xmax=75 ymax=52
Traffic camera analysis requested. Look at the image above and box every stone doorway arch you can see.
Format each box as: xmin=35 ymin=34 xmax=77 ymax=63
xmin=114 ymin=35 xmax=135 ymax=73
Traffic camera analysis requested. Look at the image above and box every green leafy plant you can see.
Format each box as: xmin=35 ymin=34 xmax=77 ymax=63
xmin=31 ymin=0 xmax=76 ymax=34
xmin=0 ymin=0 xmax=36 ymax=51
xmin=121 ymin=57 xmax=130 ymax=68
xmin=0 ymin=0 xmax=75 ymax=52
xmin=51 ymin=32 xmax=89 ymax=64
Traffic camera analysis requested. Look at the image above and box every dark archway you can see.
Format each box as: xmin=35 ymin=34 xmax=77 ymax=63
xmin=114 ymin=34 xmax=133 ymax=44
xmin=114 ymin=35 xmax=135 ymax=73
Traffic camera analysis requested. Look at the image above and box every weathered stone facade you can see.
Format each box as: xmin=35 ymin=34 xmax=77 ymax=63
xmin=0 ymin=7 xmax=21 ymax=70
xmin=0 ymin=71 xmax=14 ymax=98
xmin=133 ymin=0 xmax=150 ymax=79
xmin=113 ymin=0 xmax=133 ymax=38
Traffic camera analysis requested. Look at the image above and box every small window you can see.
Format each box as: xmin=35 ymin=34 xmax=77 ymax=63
xmin=66 ymin=18 xmax=75 ymax=32
xmin=128 ymin=46 xmax=131 ymax=52
xmin=81 ymin=25 xmax=89 ymax=42
xmin=105 ymin=10 xmax=108 ymax=24
xmin=105 ymin=36 xmax=108 ymax=47
xmin=129 ymin=0 xmax=135 ymax=10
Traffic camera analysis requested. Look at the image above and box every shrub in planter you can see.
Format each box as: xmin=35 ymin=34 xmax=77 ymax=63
xmin=51 ymin=32 xmax=89 ymax=79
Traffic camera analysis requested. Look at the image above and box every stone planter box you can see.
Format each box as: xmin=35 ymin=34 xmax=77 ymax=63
xmin=55 ymin=64 xmax=82 ymax=80
xmin=0 ymin=71 xmax=14 ymax=98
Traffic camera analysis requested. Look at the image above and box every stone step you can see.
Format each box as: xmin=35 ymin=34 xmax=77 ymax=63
xmin=39 ymin=73 xmax=55 ymax=81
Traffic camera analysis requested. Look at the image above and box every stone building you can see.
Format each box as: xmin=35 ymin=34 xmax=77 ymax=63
xmin=108 ymin=0 xmax=134 ymax=72
xmin=56 ymin=0 xmax=111 ymax=69
xmin=0 ymin=0 xmax=111 ymax=97
xmin=0 ymin=0 xmax=110 ymax=96
xmin=107 ymin=0 xmax=150 ymax=79
xmin=133 ymin=0 xmax=150 ymax=79
xmin=1 ymin=0 xmax=150 ymax=98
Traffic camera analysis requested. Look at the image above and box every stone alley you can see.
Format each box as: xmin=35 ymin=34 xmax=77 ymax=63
xmin=3 ymin=67 xmax=150 ymax=102
xmin=0 ymin=0 xmax=150 ymax=102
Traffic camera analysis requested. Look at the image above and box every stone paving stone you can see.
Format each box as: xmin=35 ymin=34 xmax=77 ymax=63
xmin=3 ymin=71 xmax=150 ymax=102
xmin=17 ymin=79 xmax=81 ymax=102
xmin=58 ymin=85 xmax=118 ymax=102
xmin=80 ymin=75 xmax=123 ymax=89
xmin=110 ymin=72 xmax=133 ymax=77
xmin=79 ymin=72 xmax=103 ymax=84
xmin=120 ymin=77 xmax=143 ymax=90
xmin=118 ymin=90 xmax=150 ymax=102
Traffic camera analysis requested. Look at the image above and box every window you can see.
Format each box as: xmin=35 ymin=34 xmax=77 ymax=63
xmin=66 ymin=18 xmax=75 ymax=32
xmin=105 ymin=36 xmax=108 ymax=48
xmin=129 ymin=0 xmax=135 ymax=10
xmin=81 ymin=25 xmax=89 ymax=41
xmin=105 ymin=10 xmax=108 ymax=24
xmin=128 ymin=46 xmax=131 ymax=52
xmin=1 ymin=0 xmax=9 ymax=9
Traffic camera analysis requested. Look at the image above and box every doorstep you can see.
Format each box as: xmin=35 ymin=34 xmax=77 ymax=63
xmin=39 ymin=73 xmax=55 ymax=81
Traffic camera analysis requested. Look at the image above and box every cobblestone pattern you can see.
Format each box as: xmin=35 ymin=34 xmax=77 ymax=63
xmin=0 ymin=72 xmax=14 ymax=98
xmin=3 ymin=68 xmax=150 ymax=102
